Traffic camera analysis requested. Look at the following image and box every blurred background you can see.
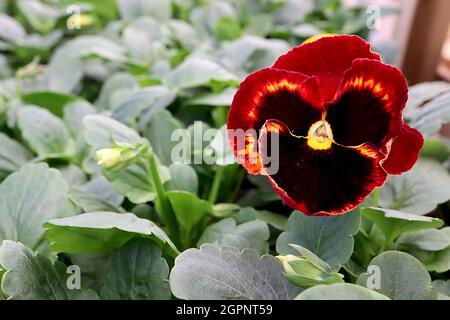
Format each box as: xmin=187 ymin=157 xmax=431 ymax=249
xmin=1 ymin=0 xmax=449 ymax=84
xmin=350 ymin=0 xmax=450 ymax=85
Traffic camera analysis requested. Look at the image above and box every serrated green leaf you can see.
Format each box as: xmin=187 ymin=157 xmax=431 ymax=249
xmin=169 ymin=245 xmax=300 ymax=300
xmin=0 ymin=241 xmax=98 ymax=300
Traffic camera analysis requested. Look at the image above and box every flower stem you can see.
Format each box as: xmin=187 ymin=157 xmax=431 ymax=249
xmin=228 ymin=167 xmax=245 ymax=203
xmin=372 ymin=188 xmax=381 ymax=207
xmin=148 ymin=154 xmax=180 ymax=247
xmin=208 ymin=166 xmax=225 ymax=204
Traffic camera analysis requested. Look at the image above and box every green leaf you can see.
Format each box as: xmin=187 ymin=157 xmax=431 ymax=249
xmin=420 ymin=139 xmax=450 ymax=162
xmin=63 ymin=100 xmax=96 ymax=135
xmin=51 ymin=36 xmax=126 ymax=64
xmin=100 ymin=238 xmax=170 ymax=300
xmin=403 ymin=227 xmax=450 ymax=273
xmin=145 ymin=109 xmax=183 ymax=165
xmin=405 ymin=81 xmax=450 ymax=116
xmin=169 ymin=245 xmax=301 ymax=300
xmin=0 ymin=241 xmax=98 ymax=300
xmin=44 ymin=211 xmax=178 ymax=257
xmin=166 ymin=163 xmax=198 ymax=195
xmin=21 ymin=91 xmax=80 ymax=117
xmin=69 ymin=187 xmax=124 ymax=213
xmin=17 ymin=106 xmax=76 ymax=158
xmin=0 ymin=133 xmax=32 ymax=180
xmin=207 ymin=124 xmax=235 ymax=166
xmin=213 ymin=16 xmax=241 ymax=40
xmin=396 ymin=229 xmax=450 ymax=251
xmin=112 ymin=86 xmax=176 ymax=129
xmin=166 ymin=191 xmax=211 ymax=245
xmin=0 ymin=13 xmax=25 ymax=43
xmin=379 ymin=159 xmax=450 ymax=214
xmin=42 ymin=58 xmax=84 ymax=93
xmin=84 ymin=114 xmax=146 ymax=149
xmin=163 ymin=58 xmax=238 ymax=89
xmin=408 ymin=92 xmax=450 ymax=137
xmin=17 ymin=0 xmax=60 ymax=34
xmin=0 ymin=163 xmax=74 ymax=249
xmin=234 ymin=206 xmax=287 ymax=230
xmin=361 ymin=207 xmax=443 ymax=247
xmin=296 ymin=283 xmax=389 ymax=300
xmin=187 ymin=87 xmax=237 ymax=106
xmin=103 ymin=158 xmax=169 ymax=204
xmin=357 ymin=251 xmax=437 ymax=300
xmin=118 ymin=0 xmax=172 ymax=22
xmin=276 ymin=210 xmax=360 ymax=270
xmin=95 ymin=72 xmax=138 ymax=110
xmin=216 ymin=36 xmax=290 ymax=73
xmin=209 ymin=203 xmax=241 ymax=218
xmin=432 ymin=280 xmax=450 ymax=297
xmin=197 ymin=218 xmax=269 ymax=255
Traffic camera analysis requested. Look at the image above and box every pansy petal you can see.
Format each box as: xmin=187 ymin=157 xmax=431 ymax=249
xmin=273 ymin=35 xmax=380 ymax=101
xmin=258 ymin=122 xmax=387 ymax=215
xmin=326 ymin=58 xmax=408 ymax=148
xmin=227 ymin=68 xmax=323 ymax=174
xmin=381 ymin=124 xmax=424 ymax=175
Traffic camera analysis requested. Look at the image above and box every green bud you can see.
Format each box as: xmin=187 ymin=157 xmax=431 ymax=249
xmin=277 ymin=254 xmax=344 ymax=288
xmin=96 ymin=144 xmax=150 ymax=170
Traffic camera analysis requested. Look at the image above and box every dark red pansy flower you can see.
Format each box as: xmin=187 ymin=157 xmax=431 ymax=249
xmin=227 ymin=35 xmax=424 ymax=216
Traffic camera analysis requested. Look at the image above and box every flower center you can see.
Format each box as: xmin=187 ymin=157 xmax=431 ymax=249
xmin=307 ymin=120 xmax=333 ymax=150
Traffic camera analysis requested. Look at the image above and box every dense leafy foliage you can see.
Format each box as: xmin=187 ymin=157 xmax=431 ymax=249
xmin=0 ymin=0 xmax=449 ymax=300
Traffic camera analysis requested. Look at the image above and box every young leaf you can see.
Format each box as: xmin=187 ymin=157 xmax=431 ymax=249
xmin=169 ymin=245 xmax=301 ymax=300
xmin=276 ymin=210 xmax=360 ymax=270
xmin=44 ymin=212 xmax=178 ymax=257
xmin=0 ymin=241 xmax=98 ymax=300
xmin=0 ymin=163 xmax=75 ymax=249
xmin=357 ymin=251 xmax=437 ymax=300
xmin=100 ymin=238 xmax=171 ymax=300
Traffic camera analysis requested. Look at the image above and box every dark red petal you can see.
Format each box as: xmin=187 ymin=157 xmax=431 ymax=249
xmin=326 ymin=58 xmax=408 ymax=149
xmin=381 ymin=124 xmax=424 ymax=175
xmin=258 ymin=121 xmax=387 ymax=215
xmin=227 ymin=68 xmax=323 ymax=174
xmin=273 ymin=35 xmax=381 ymax=101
